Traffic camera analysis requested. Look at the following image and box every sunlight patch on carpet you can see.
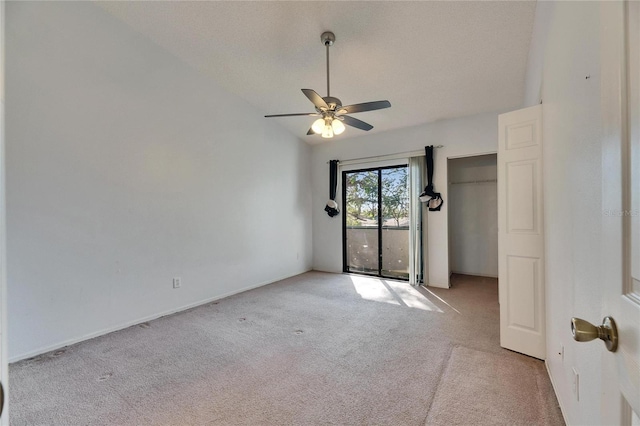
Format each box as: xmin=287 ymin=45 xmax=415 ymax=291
xmin=349 ymin=275 xmax=443 ymax=312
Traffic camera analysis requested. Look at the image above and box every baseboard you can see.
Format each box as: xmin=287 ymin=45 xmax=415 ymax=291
xmin=545 ymin=360 xmax=569 ymax=425
xmin=424 ymin=282 xmax=449 ymax=289
xmin=450 ymin=270 xmax=498 ymax=279
xmin=9 ymin=268 xmax=312 ymax=363
xmin=310 ymin=266 xmax=342 ymax=274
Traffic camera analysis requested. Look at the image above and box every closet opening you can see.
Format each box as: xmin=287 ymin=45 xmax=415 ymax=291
xmin=447 ymin=154 xmax=498 ymax=279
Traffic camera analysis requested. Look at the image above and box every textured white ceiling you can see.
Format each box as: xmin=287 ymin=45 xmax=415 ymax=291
xmin=98 ymin=1 xmax=536 ymax=143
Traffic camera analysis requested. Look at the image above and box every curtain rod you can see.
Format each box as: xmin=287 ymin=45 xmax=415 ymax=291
xmin=326 ymin=145 xmax=444 ymax=164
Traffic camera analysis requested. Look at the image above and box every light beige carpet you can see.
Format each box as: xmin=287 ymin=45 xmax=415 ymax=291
xmin=426 ymin=346 xmax=561 ymax=425
xmin=9 ymin=272 xmax=564 ymax=425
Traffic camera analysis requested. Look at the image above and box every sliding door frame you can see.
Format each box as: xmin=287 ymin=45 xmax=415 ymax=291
xmin=342 ymin=164 xmax=409 ymax=280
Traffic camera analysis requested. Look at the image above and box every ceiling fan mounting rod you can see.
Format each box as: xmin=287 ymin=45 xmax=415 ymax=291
xmin=321 ymin=32 xmax=335 ymax=98
xmin=326 ymin=43 xmax=330 ymax=97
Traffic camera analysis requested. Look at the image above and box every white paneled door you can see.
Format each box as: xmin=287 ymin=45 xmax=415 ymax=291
xmin=497 ymin=104 xmax=545 ymax=360
xmin=601 ymin=2 xmax=640 ymax=422
xmin=1 ymin=0 xmax=7 ymax=422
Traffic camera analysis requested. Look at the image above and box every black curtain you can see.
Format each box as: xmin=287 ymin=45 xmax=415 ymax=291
xmin=419 ymin=146 xmax=444 ymax=211
xmin=325 ymin=160 xmax=340 ymax=217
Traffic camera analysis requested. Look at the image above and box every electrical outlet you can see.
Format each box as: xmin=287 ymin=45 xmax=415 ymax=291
xmin=173 ymin=277 xmax=181 ymax=289
xmin=572 ymin=367 xmax=579 ymax=401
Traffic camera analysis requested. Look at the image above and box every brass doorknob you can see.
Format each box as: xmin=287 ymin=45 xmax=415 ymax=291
xmin=571 ymin=316 xmax=618 ymax=352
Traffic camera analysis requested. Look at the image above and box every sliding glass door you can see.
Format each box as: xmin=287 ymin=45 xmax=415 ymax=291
xmin=342 ymin=165 xmax=409 ymax=280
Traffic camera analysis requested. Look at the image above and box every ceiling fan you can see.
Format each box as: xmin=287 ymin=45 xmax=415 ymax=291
xmin=265 ymin=31 xmax=391 ymax=139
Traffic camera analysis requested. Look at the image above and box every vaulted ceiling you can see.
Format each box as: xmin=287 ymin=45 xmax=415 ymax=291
xmin=98 ymin=1 xmax=536 ymax=143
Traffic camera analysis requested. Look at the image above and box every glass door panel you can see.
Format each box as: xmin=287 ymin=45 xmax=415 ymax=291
xmin=344 ymin=170 xmax=379 ymax=275
xmin=381 ymin=167 xmax=410 ymax=280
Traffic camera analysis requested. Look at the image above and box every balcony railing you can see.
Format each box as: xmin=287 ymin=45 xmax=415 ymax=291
xmin=345 ymin=227 xmax=409 ymax=279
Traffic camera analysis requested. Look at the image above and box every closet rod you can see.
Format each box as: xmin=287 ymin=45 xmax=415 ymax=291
xmin=327 ymin=145 xmax=444 ymax=164
xmin=449 ymin=179 xmax=497 ymax=185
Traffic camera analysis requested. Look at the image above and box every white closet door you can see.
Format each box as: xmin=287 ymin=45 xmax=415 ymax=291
xmin=497 ymin=104 xmax=546 ymax=360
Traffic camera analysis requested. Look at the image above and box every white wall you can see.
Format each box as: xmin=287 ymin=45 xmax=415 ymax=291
xmin=5 ymin=2 xmax=312 ymax=361
xmin=312 ymin=112 xmax=499 ymax=288
xmin=448 ymin=155 xmax=497 ymax=277
xmin=524 ymin=2 xmax=622 ymax=424
xmin=523 ymin=1 xmax=554 ymax=108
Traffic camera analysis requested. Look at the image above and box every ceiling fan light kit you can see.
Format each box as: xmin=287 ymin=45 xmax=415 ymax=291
xmin=312 ymin=117 xmax=345 ymax=138
xmin=265 ymin=31 xmax=391 ymax=139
